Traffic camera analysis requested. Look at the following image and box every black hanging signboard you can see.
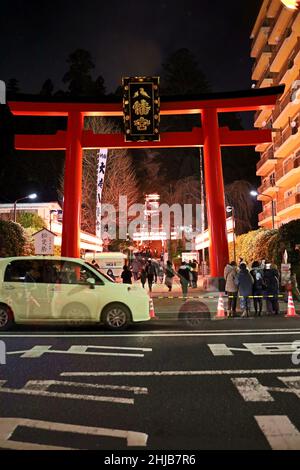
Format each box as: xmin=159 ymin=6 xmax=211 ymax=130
xmin=123 ymin=76 xmax=160 ymax=142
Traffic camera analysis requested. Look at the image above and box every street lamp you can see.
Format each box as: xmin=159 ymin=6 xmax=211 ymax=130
xmin=13 ymin=193 xmax=37 ymax=222
xmin=226 ymin=205 xmax=236 ymax=263
xmin=250 ymin=190 xmax=275 ymax=230
xmin=280 ymin=1 xmax=299 ymax=10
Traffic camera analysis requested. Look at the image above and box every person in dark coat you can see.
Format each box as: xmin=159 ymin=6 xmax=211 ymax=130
xmin=145 ymin=260 xmax=156 ymax=292
xmin=165 ymin=260 xmax=175 ymax=292
xmin=177 ymin=261 xmax=190 ymax=299
xmin=140 ymin=268 xmax=147 ymax=289
xmin=236 ymin=263 xmax=254 ymax=317
xmin=263 ymin=263 xmax=280 ymax=315
xmin=121 ymin=265 xmax=132 ymax=284
xmin=250 ymin=261 xmax=265 ymax=316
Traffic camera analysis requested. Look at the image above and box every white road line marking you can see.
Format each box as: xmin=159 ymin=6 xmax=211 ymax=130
xmin=68 ymin=345 xmax=152 ymax=352
xmin=231 ymin=378 xmax=274 ymax=402
xmin=255 ymin=416 xmax=300 ymax=450
xmin=209 ymin=342 xmax=300 ymax=356
xmin=61 ymin=368 xmax=300 ymax=377
xmin=2 ymin=330 xmax=300 ymax=338
xmin=11 ymin=345 xmax=145 ymax=358
xmin=277 ymin=376 xmax=300 ymax=398
xmin=0 ymin=417 xmax=148 ymax=449
xmin=23 ymin=379 xmax=148 ymax=395
xmin=232 ymin=376 xmax=300 ymax=402
xmin=0 ymin=380 xmax=134 ymax=404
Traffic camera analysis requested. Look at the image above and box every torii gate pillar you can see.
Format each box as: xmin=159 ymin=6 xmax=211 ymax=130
xmin=61 ymin=111 xmax=83 ymax=258
xmin=202 ymin=107 xmax=229 ymax=278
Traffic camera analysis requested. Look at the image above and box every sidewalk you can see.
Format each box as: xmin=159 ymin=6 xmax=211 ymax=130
xmin=133 ymin=278 xmax=206 ymax=297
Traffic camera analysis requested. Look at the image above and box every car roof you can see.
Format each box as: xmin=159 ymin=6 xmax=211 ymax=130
xmin=0 ymin=256 xmax=85 ymax=263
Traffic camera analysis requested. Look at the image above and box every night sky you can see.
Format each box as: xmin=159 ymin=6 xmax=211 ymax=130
xmin=0 ymin=0 xmax=262 ymax=95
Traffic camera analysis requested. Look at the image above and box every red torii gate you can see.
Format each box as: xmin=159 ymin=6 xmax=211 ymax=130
xmin=8 ymin=85 xmax=284 ymax=280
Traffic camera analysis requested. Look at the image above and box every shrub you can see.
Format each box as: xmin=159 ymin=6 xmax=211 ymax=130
xmin=0 ymin=220 xmax=26 ymax=257
xmin=17 ymin=212 xmax=45 ymax=231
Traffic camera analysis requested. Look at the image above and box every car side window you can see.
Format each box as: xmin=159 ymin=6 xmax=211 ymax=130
xmin=58 ymin=262 xmax=103 ymax=285
xmin=4 ymin=260 xmax=44 ymax=283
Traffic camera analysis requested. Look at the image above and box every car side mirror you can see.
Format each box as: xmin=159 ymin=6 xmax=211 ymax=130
xmin=86 ymin=278 xmax=96 ymax=289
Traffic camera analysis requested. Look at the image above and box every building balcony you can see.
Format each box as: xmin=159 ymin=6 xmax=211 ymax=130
xmin=270 ymin=27 xmax=298 ymax=73
xmin=267 ymin=0 xmax=281 ymax=19
xmin=276 ymin=156 xmax=300 ymax=187
xmin=258 ymin=179 xmax=278 ymax=197
xmin=251 ymin=24 xmax=271 ymax=58
xmin=274 ymin=38 xmax=300 ymax=88
xmin=258 ymin=206 xmax=280 ymax=227
xmin=277 ymin=193 xmax=300 ymax=216
xmin=274 ymin=118 xmax=300 ymax=159
xmin=254 ymin=107 xmax=273 ymax=128
xmin=252 ymin=45 xmax=273 ymax=81
xmin=268 ymin=5 xmax=293 ymax=46
xmin=272 ymin=89 xmax=294 ymax=127
xmin=256 ymin=146 xmax=277 ymax=176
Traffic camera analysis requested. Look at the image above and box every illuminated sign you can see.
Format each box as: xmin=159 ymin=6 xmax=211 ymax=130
xmin=123 ymin=76 xmax=160 ymax=142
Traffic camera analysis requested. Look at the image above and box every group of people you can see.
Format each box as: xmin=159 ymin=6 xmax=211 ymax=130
xmin=121 ymin=258 xmax=165 ymax=292
xmin=224 ymin=259 xmax=280 ymax=317
xmin=120 ymin=257 xmax=199 ymax=295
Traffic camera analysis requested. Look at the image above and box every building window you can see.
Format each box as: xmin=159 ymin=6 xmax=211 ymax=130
xmin=284 ymin=189 xmax=294 ymax=199
xmin=269 ymin=172 xmax=276 ymax=186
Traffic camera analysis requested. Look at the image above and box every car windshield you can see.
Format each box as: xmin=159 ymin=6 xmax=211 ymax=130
xmin=85 ymin=262 xmax=115 ymax=282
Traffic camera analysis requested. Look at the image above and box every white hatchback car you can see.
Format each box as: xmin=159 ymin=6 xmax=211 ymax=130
xmin=0 ymin=256 xmax=152 ymax=330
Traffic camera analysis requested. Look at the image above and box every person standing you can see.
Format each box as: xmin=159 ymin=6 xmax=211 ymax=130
xmin=177 ymin=261 xmax=190 ymax=300
xmin=140 ymin=268 xmax=147 ymax=289
xmin=191 ymin=259 xmax=198 ymax=288
xmin=131 ymin=256 xmax=140 ymax=281
xmin=158 ymin=264 xmax=164 ymax=284
xmin=236 ymin=263 xmax=254 ymax=317
xmin=145 ymin=260 xmax=155 ymax=292
xmin=264 ymin=263 xmax=280 ymax=315
xmin=121 ymin=265 xmax=132 ymax=284
xmin=250 ymin=261 xmax=264 ymax=316
xmin=165 ymin=260 xmax=175 ymax=292
xmin=224 ymin=261 xmax=238 ymax=317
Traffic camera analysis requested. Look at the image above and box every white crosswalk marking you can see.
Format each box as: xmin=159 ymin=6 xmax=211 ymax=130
xmin=0 ymin=380 xmax=136 ymax=404
xmin=232 ymin=376 xmax=300 ymax=402
xmin=232 ymin=378 xmax=274 ymax=402
xmin=255 ymin=416 xmax=300 ymax=450
xmin=0 ymin=417 xmax=148 ymax=449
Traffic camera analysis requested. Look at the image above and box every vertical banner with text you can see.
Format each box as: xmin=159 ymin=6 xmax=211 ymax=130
xmin=96 ymin=149 xmax=108 ymax=239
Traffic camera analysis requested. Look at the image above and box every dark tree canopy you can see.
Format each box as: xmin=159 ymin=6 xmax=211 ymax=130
xmin=40 ymin=79 xmax=54 ymax=96
xmin=6 ymin=78 xmax=21 ymax=98
xmin=63 ymin=49 xmax=97 ymax=96
xmin=161 ymin=48 xmax=211 ymax=96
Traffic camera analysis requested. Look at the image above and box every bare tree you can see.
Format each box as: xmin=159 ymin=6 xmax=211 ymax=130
xmin=224 ymin=180 xmax=254 ymax=235
xmin=81 ymin=117 xmax=140 ymax=234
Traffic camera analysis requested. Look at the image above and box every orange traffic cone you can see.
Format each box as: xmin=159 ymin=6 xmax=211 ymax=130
xmin=149 ymin=298 xmax=158 ymax=319
xmin=285 ymin=291 xmax=299 ymax=318
xmin=216 ymin=293 xmax=226 ymax=318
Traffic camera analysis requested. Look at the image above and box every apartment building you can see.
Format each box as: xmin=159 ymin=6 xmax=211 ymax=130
xmin=251 ymin=0 xmax=300 ymax=228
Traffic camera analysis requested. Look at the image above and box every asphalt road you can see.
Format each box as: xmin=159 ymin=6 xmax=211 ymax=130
xmin=1 ymin=309 xmax=300 ymax=450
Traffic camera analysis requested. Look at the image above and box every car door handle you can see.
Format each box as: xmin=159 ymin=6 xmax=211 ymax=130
xmin=4 ymin=285 xmax=15 ymax=290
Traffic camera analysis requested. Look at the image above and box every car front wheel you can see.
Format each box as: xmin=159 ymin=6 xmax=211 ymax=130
xmin=102 ymin=303 xmax=131 ymax=330
xmin=0 ymin=305 xmax=14 ymax=331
